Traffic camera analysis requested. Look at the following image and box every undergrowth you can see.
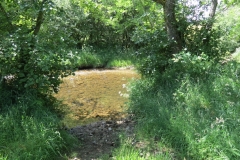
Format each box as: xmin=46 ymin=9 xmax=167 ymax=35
xmin=113 ymin=57 xmax=240 ymax=159
xmin=75 ymin=47 xmax=136 ymax=69
xmin=0 ymin=90 xmax=76 ymax=160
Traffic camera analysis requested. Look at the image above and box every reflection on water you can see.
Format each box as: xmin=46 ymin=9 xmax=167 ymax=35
xmin=55 ymin=69 xmax=139 ymax=128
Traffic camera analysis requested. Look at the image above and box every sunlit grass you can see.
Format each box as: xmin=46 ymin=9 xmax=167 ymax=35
xmin=112 ymin=134 xmax=174 ymax=160
xmin=121 ymin=61 xmax=240 ymax=159
xmin=75 ymin=47 xmax=136 ymax=69
xmin=107 ymin=59 xmax=133 ymax=68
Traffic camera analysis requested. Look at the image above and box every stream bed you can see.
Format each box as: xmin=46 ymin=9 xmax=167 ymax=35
xmin=55 ymin=69 xmax=139 ymax=128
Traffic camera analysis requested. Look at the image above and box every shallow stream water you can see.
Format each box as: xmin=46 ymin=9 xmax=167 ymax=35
xmin=54 ymin=69 xmax=139 ymax=128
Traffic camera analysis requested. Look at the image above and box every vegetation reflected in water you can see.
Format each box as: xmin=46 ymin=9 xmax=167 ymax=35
xmin=55 ymin=69 xmax=139 ymax=128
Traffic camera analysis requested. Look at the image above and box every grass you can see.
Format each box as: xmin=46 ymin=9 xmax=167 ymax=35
xmin=74 ymin=47 xmax=136 ymax=69
xmin=112 ymin=134 xmax=174 ymax=160
xmin=1 ymin=47 xmax=240 ymax=159
xmin=112 ymin=59 xmax=240 ymax=159
xmin=0 ymin=90 xmax=77 ymax=160
xmin=0 ymin=46 xmax=136 ymax=160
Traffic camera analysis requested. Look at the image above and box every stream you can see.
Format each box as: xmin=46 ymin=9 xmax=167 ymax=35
xmin=55 ymin=69 xmax=139 ymax=128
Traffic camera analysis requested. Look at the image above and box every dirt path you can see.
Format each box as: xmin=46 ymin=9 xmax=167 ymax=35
xmin=67 ymin=116 xmax=135 ymax=160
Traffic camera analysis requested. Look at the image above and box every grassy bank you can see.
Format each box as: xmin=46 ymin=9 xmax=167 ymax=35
xmin=74 ymin=47 xmax=136 ymax=69
xmin=112 ymin=59 xmax=240 ymax=159
xmin=0 ymin=46 xmax=136 ymax=160
xmin=0 ymin=90 xmax=76 ymax=160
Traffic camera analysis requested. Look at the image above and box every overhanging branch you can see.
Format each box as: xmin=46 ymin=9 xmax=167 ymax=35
xmin=33 ymin=0 xmax=47 ymax=36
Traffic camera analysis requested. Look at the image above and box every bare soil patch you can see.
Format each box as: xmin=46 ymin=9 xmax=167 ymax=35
xmin=67 ymin=116 xmax=135 ymax=160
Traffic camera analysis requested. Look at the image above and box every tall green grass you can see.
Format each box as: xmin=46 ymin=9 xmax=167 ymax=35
xmin=75 ymin=47 xmax=136 ymax=69
xmin=114 ymin=60 xmax=240 ymax=159
xmin=0 ymin=91 xmax=76 ymax=160
xmin=112 ymin=134 xmax=174 ymax=160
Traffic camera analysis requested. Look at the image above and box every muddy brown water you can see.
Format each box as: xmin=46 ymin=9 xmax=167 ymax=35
xmin=54 ymin=69 xmax=139 ymax=128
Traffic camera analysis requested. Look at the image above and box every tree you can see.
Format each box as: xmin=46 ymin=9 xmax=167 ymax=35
xmin=70 ymin=0 xmax=138 ymax=49
xmin=0 ymin=0 xmax=76 ymax=94
xmin=153 ymin=0 xmax=218 ymax=54
xmin=130 ymin=0 xmax=225 ymax=76
xmin=153 ymin=0 xmax=182 ymax=53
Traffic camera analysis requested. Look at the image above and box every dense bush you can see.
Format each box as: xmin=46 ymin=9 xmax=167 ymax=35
xmin=0 ymin=1 xmax=77 ymax=94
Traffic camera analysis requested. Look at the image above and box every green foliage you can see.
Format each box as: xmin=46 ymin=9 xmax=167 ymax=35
xmin=166 ymin=52 xmax=212 ymax=78
xmin=75 ymin=46 xmax=136 ymax=69
xmin=184 ymin=24 xmax=224 ymax=58
xmin=132 ymin=26 xmax=169 ymax=77
xmin=65 ymin=0 xmax=163 ymax=50
xmin=112 ymin=134 xmax=173 ymax=160
xmin=129 ymin=0 xmax=238 ymax=78
xmin=0 ymin=0 xmax=76 ymax=94
xmin=77 ymin=48 xmax=104 ymax=68
xmin=1 ymin=1 xmax=240 ymax=159
xmin=133 ymin=23 xmax=225 ymax=77
xmin=0 ymin=91 xmax=76 ymax=160
xmin=64 ymin=0 xmax=138 ymax=49
xmin=223 ymin=0 xmax=240 ymax=5
xmin=128 ymin=61 xmax=240 ymax=159
xmin=214 ymin=6 xmax=240 ymax=53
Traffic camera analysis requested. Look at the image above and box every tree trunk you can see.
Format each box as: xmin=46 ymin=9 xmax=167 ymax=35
xmin=163 ymin=0 xmax=182 ymax=54
xmin=203 ymin=0 xmax=218 ymax=45
xmin=33 ymin=0 xmax=47 ymax=36
xmin=206 ymin=0 xmax=218 ymax=30
xmin=17 ymin=0 xmax=47 ymax=89
xmin=209 ymin=0 xmax=218 ymax=20
xmin=154 ymin=0 xmax=183 ymax=54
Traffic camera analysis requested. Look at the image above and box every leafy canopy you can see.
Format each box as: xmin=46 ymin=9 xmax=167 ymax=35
xmin=0 ymin=0 xmax=76 ymax=94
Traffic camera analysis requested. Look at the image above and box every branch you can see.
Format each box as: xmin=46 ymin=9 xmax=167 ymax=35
xmin=33 ymin=0 xmax=47 ymax=36
xmin=209 ymin=0 xmax=218 ymax=20
xmin=206 ymin=0 xmax=218 ymax=30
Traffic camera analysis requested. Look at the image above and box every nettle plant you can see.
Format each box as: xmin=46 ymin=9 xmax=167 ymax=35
xmin=0 ymin=0 xmax=76 ymax=94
